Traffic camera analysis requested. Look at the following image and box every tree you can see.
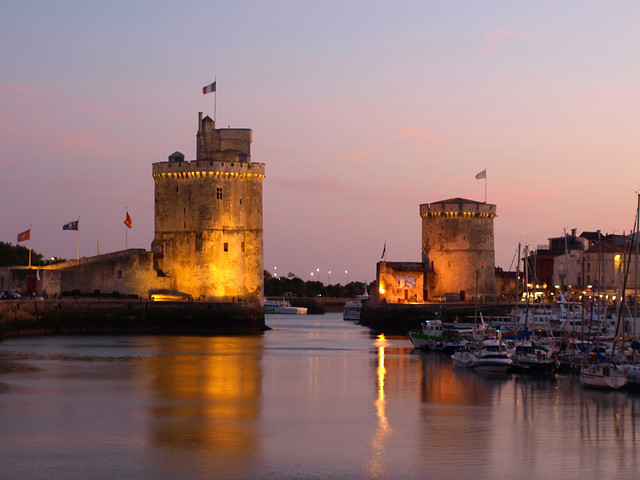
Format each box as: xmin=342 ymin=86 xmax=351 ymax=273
xmin=0 ymin=242 xmax=45 ymax=266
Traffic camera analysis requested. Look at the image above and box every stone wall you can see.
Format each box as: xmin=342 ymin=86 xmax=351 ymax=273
xmin=0 ymin=298 xmax=265 ymax=338
xmin=0 ymin=250 xmax=164 ymax=298
xmin=376 ymin=261 xmax=425 ymax=304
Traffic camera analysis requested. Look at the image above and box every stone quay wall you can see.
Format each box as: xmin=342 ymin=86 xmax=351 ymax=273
xmin=0 ymin=299 xmax=266 ymax=340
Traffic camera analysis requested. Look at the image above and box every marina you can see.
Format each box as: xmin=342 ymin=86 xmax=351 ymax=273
xmin=2 ymin=313 xmax=640 ymax=480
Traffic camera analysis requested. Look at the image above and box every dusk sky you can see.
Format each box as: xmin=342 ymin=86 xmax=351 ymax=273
xmin=2 ymin=1 xmax=640 ymax=284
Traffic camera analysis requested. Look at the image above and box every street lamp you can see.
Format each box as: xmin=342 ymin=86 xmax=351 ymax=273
xmin=345 ymin=270 xmax=349 ymax=284
xmin=328 ymin=270 xmax=331 ymax=285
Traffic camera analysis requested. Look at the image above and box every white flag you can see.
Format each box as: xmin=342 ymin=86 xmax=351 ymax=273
xmin=475 ymin=169 xmax=486 ymax=180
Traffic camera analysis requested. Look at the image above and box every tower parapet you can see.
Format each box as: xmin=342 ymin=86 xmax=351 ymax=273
xmin=152 ymin=114 xmax=265 ymax=302
xmin=420 ymin=198 xmax=496 ymax=301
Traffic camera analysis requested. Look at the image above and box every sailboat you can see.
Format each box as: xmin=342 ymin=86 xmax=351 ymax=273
xmin=580 ymin=361 xmax=627 ymax=389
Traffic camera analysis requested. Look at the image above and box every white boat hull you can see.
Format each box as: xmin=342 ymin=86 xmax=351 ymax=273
xmin=451 ymin=351 xmax=476 ymax=368
xmin=580 ymin=363 xmax=627 ymax=389
xmin=472 ymin=360 xmax=512 ymax=373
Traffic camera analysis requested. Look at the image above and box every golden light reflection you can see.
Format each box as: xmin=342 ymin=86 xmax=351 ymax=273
xmin=366 ymin=334 xmax=391 ymax=477
xmin=148 ymin=336 xmax=261 ymax=476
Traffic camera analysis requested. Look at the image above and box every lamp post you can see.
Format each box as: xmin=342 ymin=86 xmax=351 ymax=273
xmin=345 ymin=270 xmax=349 ymax=284
xmin=328 ymin=270 xmax=331 ymax=285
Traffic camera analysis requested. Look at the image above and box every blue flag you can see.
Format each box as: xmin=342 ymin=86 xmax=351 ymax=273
xmin=63 ymin=220 xmax=79 ymax=231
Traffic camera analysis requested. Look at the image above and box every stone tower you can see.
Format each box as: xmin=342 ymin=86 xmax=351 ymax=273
xmin=420 ymin=198 xmax=496 ymax=301
xmin=151 ymin=113 xmax=265 ymax=302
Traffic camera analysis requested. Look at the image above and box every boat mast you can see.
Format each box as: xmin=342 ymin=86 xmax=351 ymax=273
xmin=632 ymin=192 xmax=640 ymax=339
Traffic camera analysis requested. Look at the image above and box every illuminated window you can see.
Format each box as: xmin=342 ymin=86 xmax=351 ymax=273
xmin=224 ymin=242 xmax=228 ymax=252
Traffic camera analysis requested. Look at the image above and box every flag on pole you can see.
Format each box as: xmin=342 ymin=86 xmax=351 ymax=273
xmin=381 ymin=241 xmax=386 ymax=260
xmin=124 ymin=212 xmax=132 ymax=229
xmin=475 ymin=169 xmax=486 ymax=180
xmin=203 ymin=81 xmax=216 ymax=94
xmin=63 ymin=220 xmax=79 ymax=231
xmin=17 ymin=228 xmax=31 ymax=242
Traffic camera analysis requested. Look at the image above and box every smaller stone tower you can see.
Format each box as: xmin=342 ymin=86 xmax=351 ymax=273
xmin=420 ymin=198 xmax=496 ymax=301
xmin=152 ymin=113 xmax=265 ymax=302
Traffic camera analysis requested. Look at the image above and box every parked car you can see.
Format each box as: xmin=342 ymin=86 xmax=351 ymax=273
xmin=1 ymin=290 xmax=21 ymax=300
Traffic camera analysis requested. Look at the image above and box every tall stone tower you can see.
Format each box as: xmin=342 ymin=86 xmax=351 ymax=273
xmin=420 ymin=198 xmax=496 ymax=301
xmin=151 ymin=113 xmax=265 ymax=302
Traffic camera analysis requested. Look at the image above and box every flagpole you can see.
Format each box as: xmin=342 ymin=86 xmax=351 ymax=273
xmin=214 ymin=77 xmax=217 ymax=122
xmin=484 ymin=173 xmax=487 ymax=204
xmin=28 ymin=224 xmax=32 ymax=269
xmin=77 ymin=216 xmax=80 ymax=265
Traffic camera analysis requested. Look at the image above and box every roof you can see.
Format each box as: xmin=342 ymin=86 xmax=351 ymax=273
xmin=435 ymin=197 xmax=485 ymax=205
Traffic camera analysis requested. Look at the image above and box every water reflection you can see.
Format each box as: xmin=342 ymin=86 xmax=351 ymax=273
xmin=4 ymin=317 xmax=640 ymax=479
xmin=147 ymin=336 xmax=262 ymax=477
xmin=366 ymin=334 xmax=391 ymax=478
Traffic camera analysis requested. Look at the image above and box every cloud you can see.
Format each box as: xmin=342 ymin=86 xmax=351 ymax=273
xmin=0 ymin=83 xmax=139 ymax=163
xmin=483 ymin=29 xmax=541 ymax=53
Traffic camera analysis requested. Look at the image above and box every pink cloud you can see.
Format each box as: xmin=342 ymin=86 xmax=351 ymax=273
xmin=484 ymin=29 xmax=541 ymax=53
xmin=339 ymin=150 xmax=372 ymax=162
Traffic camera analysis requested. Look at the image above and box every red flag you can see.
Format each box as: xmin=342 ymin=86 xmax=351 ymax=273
xmin=17 ymin=229 xmax=30 ymax=242
xmin=124 ymin=212 xmax=132 ymax=229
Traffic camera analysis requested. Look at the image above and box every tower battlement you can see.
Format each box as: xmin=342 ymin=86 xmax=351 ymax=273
xmin=152 ymin=160 xmax=265 ymax=180
xmin=420 ymin=198 xmax=496 ymax=218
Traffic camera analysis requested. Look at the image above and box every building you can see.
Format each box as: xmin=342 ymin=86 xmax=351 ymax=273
xmin=374 ymin=197 xmax=498 ymax=304
xmin=151 ymin=113 xmax=265 ymax=302
xmin=1 ymin=112 xmax=265 ymax=304
xmin=421 ymin=198 xmax=497 ymax=302
xmin=528 ymin=229 xmax=586 ymax=292
xmin=376 ymin=262 xmax=425 ymax=303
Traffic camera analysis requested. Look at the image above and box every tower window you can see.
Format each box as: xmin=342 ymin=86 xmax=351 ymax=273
xmin=217 ymin=187 xmax=223 ymax=199
xmin=224 ymin=242 xmax=228 ymax=252
xmin=117 ymin=270 xmax=123 ymax=279
xmin=241 ymin=241 xmax=245 ymax=252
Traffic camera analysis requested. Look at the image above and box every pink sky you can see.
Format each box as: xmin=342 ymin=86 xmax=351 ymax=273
xmin=2 ymin=1 xmax=640 ymax=283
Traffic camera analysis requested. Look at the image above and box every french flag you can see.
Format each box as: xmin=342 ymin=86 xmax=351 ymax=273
xmin=203 ymin=81 xmax=216 ymax=94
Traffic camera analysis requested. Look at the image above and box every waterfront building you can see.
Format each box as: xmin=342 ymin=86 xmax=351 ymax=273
xmin=152 ymin=113 xmax=265 ymax=302
xmin=373 ymin=197 xmax=497 ymax=304
xmin=420 ymin=198 xmax=497 ymax=302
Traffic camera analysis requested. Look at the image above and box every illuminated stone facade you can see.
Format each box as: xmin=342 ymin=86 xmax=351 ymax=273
xmin=376 ymin=262 xmax=425 ymax=303
xmin=152 ymin=114 xmax=265 ymax=302
xmin=420 ymin=198 xmax=496 ymax=302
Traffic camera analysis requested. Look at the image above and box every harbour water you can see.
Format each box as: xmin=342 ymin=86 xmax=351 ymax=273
xmin=1 ymin=312 xmax=639 ymax=479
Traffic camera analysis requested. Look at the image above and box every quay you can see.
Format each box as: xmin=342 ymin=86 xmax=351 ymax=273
xmin=0 ymin=298 xmax=265 ymax=339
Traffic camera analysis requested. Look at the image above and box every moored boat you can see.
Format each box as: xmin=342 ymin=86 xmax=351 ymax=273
xmin=472 ymin=338 xmax=512 ymax=373
xmin=343 ymin=286 xmax=369 ymax=321
xmin=451 ymin=350 xmax=477 ymax=368
xmin=510 ymin=341 xmax=559 ymax=376
xmin=580 ymin=362 xmax=627 ymax=389
xmin=408 ymin=319 xmax=446 ymax=350
xmin=264 ymin=299 xmax=308 ymax=314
